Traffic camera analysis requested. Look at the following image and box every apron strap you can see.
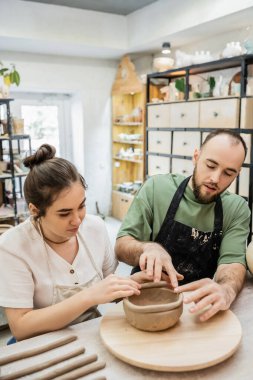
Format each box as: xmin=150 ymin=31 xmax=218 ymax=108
xmin=163 ymin=176 xmax=191 ymax=221
xmin=214 ymin=196 xmax=223 ymax=232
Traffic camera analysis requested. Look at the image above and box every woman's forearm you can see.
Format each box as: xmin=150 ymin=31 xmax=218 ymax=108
xmin=5 ymin=287 xmax=95 ymax=340
xmin=6 ymin=274 xmax=142 ymax=340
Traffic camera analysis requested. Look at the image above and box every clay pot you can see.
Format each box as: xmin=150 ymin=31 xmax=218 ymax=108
xmin=123 ymin=282 xmax=183 ymax=332
xmin=246 ymin=241 xmax=253 ymax=274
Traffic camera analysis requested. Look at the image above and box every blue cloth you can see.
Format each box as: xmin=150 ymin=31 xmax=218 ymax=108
xmin=7 ymin=336 xmax=16 ymax=345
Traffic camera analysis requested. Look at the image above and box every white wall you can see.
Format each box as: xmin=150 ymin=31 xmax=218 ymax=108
xmin=127 ymin=0 xmax=253 ymax=52
xmin=0 ymin=0 xmax=127 ymax=58
xmin=2 ymin=0 xmax=253 ymax=57
xmin=1 ymin=52 xmax=117 ymax=215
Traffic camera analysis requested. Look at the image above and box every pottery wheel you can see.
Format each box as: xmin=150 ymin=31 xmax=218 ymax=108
xmin=100 ymin=302 xmax=242 ymax=372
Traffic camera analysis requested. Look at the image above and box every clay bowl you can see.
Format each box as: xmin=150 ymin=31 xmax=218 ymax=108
xmin=246 ymin=241 xmax=253 ymax=274
xmin=123 ymin=281 xmax=183 ymax=332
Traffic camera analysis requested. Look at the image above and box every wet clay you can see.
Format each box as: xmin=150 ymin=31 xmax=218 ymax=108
xmin=123 ymin=284 xmax=183 ymax=332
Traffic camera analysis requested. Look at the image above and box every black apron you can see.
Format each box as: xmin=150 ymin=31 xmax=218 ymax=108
xmin=132 ymin=176 xmax=223 ymax=284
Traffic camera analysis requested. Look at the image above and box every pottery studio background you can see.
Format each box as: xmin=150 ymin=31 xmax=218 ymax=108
xmin=0 ymin=0 xmax=252 ymax=216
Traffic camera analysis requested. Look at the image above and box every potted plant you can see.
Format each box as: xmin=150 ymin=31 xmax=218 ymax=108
xmin=196 ymin=75 xmax=216 ymax=98
xmin=175 ymin=78 xmax=185 ymax=100
xmin=0 ymin=62 xmax=20 ymax=97
xmin=207 ymin=76 xmax=215 ymax=97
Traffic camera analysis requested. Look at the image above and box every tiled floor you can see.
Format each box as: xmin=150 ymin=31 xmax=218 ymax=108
xmin=0 ymin=216 xmax=130 ymax=347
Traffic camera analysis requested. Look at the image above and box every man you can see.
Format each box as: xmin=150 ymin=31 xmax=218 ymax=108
xmin=115 ymin=129 xmax=250 ymax=322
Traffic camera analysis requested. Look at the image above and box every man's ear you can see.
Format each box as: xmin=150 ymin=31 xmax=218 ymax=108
xmin=29 ymin=203 xmax=39 ymax=217
xmin=192 ymin=148 xmax=200 ymax=165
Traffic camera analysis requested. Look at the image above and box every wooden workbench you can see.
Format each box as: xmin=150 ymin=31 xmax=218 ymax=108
xmin=0 ymin=274 xmax=252 ymax=380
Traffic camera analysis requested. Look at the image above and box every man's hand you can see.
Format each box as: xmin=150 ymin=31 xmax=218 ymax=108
xmin=140 ymin=242 xmax=184 ymax=287
xmin=174 ymin=278 xmax=232 ymax=321
xmin=115 ymin=236 xmax=183 ymax=286
xmin=174 ymin=263 xmax=246 ymax=322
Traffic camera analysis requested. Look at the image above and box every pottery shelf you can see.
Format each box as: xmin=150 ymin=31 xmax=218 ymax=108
xmin=114 ymin=122 xmax=143 ymax=126
xmin=0 ymin=134 xmax=31 ymax=140
xmin=0 ymin=198 xmax=28 ymax=221
xmin=147 ymin=95 xmax=241 ymax=105
xmin=0 ymin=172 xmax=28 ymax=180
xmin=0 ymin=207 xmax=14 ymax=219
xmin=146 ymin=54 xmax=253 ymax=240
xmin=0 ymin=98 xmax=32 ymax=224
xmin=148 ymin=54 xmax=253 ymax=80
xmin=113 ymin=140 xmax=143 ymax=145
xmin=113 ymin=156 xmax=142 ymax=164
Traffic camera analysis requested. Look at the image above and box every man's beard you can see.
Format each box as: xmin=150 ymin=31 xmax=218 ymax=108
xmin=192 ymin=166 xmax=219 ymax=204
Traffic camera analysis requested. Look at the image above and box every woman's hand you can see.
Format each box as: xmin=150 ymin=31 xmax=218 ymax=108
xmin=130 ymin=270 xmax=153 ymax=284
xmin=90 ymin=274 xmax=141 ymax=304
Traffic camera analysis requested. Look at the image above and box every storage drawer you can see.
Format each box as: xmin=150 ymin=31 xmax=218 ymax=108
xmin=112 ymin=191 xmax=134 ymax=221
xmin=170 ymin=102 xmax=199 ymax=128
xmin=148 ymin=156 xmax=170 ymax=176
xmin=171 ymin=158 xmax=193 ymax=177
xmin=120 ymin=193 xmax=134 ymax=220
xmin=147 ymin=104 xmax=170 ymax=128
xmin=172 ymin=131 xmax=201 ymax=156
xmin=240 ymin=98 xmax=253 ymax=129
xmin=199 ymin=98 xmax=239 ymax=129
xmin=240 ymin=133 xmax=251 ymax=164
xmin=227 ymin=180 xmax=237 ymax=194
xmin=148 ymin=131 xmax=171 ymax=154
xmin=239 ymin=168 xmax=249 ymax=198
xmin=228 ymin=170 xmax=249 ymax=198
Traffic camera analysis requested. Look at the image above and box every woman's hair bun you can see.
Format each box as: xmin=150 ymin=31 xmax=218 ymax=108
xmin=23 ymin=144 xmax=56 ymax=169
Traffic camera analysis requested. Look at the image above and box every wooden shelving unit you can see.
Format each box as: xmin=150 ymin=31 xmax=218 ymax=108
xmin=111 ymin=56 xmax=146 ymax=220
xmin=0 ymin=99 xmax=32 ymax=223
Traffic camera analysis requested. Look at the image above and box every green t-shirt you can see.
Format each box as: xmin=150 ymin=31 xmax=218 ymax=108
xmin=117 ymin=174 xmax=251 ymax=266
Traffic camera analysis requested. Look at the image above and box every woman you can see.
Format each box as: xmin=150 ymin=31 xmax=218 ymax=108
xmin=0 ymin=144 xmax=148 ymax=341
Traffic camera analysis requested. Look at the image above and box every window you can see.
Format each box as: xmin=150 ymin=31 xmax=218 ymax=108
xmin=10 ymin=92 xmax=72 ymax=160
xmin=22 ymin=105 xmax=59 ymax=153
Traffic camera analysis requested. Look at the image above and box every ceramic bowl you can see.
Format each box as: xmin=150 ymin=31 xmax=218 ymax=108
xmin=123 ymin=282 xmax=183 ymax=332
xmin=153 ymin=57 xmax=174 ymax=72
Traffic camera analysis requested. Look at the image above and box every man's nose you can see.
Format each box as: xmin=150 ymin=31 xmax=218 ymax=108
xmin=210 ymin=170 xmax=221 ymax=184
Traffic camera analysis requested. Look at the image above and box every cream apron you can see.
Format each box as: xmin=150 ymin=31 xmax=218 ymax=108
xmin=39 ymin=223 xmax=103 ymax=325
